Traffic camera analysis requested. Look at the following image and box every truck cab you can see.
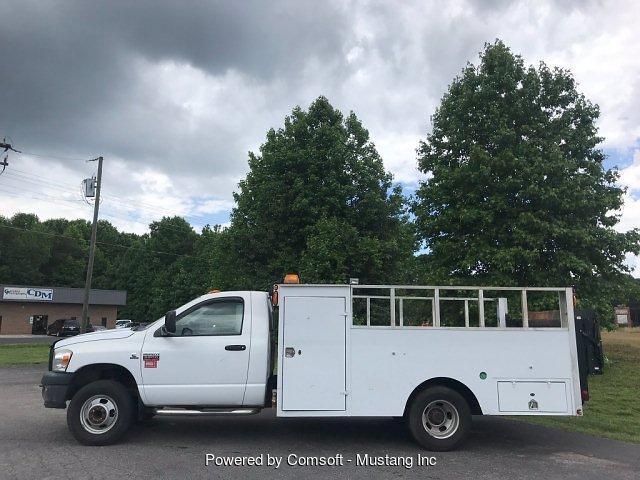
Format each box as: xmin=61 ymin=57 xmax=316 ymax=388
xmin=41 ymin=291 xmax=273 ymax=444
xmin=138 ymin=291 xmax=271 ymax=407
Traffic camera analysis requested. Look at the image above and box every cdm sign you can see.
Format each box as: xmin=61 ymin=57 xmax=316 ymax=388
xmin=2 ymin=287 xmax=54 ymax=302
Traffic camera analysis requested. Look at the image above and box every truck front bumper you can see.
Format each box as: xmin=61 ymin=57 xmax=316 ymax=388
xmin=40 ymin=372 xmax=73 ymax=409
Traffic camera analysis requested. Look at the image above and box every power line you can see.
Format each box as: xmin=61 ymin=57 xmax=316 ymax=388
xmin=16 ymin=150 xmax=96 ymax=162
xmin=0 ymin=140 xmax=229 ymax=233
xmin=0 ymin=183 xmax=86 ymax=203
xmin=3 ymin=169 xmax=102 ymax=209
xmin=0 ymin=188 xmax=90 ymax=209
xmin=10 ymin=166 xmax=224 ymax=219
xmin=0 ymin=186 xmax=210 ymax=238
xmin=0 ymin=144 xmax=197 ymax=253
xmin=2 ymin=172 xmax=174 ymax=223
xmin=97 ymin=210 xmax=210 ymax=237
xmin=0 ymin=182 xmax=87 ymax=204
xmin=98 ymin=189 xmax=228 ymax=221
xmin=4 ymin=169 xmax=82 ymax=191
xmin=5 ymin=167 xmax=217 ymax=221
xmin=5 ymin=161 xmax=229 ymax=222
xmin=0 ymin=138 xmax=98 ymax=162
xmin=1 ymin=172 xmax=81 ymax=196
xmin=1 ymin=140 xmax=21 ymax=154
xmin=0 ymin=224 xmax=194 ymax=258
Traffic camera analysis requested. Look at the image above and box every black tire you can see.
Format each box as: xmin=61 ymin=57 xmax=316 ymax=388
xmin=407 ymin=386 xmax=471 ymax=451
xmin=67 ymin=380 xmax=135 ymax=446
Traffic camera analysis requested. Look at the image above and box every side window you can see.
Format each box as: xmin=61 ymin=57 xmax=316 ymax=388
xmin=175 ymin=299 xmax=244 ymax=336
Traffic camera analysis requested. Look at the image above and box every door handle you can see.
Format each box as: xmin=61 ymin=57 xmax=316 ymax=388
xmin=225 ymin=344 xmax=246 ymax=351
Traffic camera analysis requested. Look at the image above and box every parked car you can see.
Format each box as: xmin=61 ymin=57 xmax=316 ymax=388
xmin=90 ymin=325 xmax=107 ymax=332
xmin=46 ymin=319 xmax=81 ymax=337
xmin=115 ymin=319 xmax=135 ymax=329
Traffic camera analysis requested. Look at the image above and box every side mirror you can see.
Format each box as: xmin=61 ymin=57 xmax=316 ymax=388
xmin=164 ymin=310 xmax=177 ymax=334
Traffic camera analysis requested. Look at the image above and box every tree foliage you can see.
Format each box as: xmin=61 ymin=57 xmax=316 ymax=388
xmin=220 ymin=96 xmax=415 ymax=289
xmin=3 ymin=71 xmax=637 ymax=326
xmin=0 ymin=214 xmax=222 ymax=322
xmin=412 ymin=41 xmax=640 ymax=319
xmin=0 ymin=98 xmax=416 ymax=321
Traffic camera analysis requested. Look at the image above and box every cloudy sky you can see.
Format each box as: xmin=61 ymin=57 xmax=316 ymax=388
xmin=1 ymin=0 xmax=639 ymax=273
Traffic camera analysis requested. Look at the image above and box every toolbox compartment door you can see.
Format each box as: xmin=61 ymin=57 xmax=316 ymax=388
xmin=497 ymin=381 xmax=568 ymax=413
xmin=282 ymin=295 xmax=346 ymax=411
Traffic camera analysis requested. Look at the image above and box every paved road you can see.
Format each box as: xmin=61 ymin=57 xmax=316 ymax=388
xmin=1 ymin=364 xmax=638 ymax=480
xmin=0 ymin=335 xmax=57 ymax=345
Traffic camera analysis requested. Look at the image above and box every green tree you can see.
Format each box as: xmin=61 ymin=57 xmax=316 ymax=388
xmin=142 ymin=216 xmax=199 ymax=319
xmin=222 ymin=96 xmax=415 ymax=289
xmin=413 ymin=41 xmax=640 ymax=321
xmin=0 ymin=211 xmax=227 ymax=322
xmin=112 ymin=240 xmax=155 ymax=321
xmin=40 ymin=218 xmax=87 ymax=287
xmin=91 ymin=220 xmax=129 ymax=290
xmin=0 ymin=213 xmax=51 ymax=284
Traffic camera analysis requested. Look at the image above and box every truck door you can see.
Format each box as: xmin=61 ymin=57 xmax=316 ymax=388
xmin=141 ymin=295 xmax=251 ymax=406
xmin=282 ymin=296 xmax=346 ymax=411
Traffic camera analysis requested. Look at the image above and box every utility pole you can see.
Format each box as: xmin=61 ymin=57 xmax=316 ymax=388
xmin=81 ymin=156 xmax=103 ymax=333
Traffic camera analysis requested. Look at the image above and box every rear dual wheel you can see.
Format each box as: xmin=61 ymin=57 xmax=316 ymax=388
xmin=407 ymin=386 xmax=471 ymax=451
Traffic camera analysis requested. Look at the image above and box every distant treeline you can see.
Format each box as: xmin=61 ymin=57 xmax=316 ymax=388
xmin=0 ymin=213 xmax=224 ymax=321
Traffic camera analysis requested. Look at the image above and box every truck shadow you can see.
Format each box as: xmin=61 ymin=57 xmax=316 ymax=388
xmin=125 ymin=412 xmax=583 ymax=454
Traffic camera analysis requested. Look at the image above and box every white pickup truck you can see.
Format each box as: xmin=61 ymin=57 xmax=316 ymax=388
xmin=41 ymin=280 xmax=587 ymax=451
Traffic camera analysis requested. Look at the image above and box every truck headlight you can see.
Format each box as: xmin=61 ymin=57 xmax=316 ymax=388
xmin=52 ymin=349 xmax=73 ymax=372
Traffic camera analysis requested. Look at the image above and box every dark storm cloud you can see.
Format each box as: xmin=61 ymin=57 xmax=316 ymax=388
xmin=0 ymin=0 xmax=351 ymax=173
xmin=0 ymin=0 xmax=638 ymax=243
xmin=79 ymin=1 xmax=350 ymax=78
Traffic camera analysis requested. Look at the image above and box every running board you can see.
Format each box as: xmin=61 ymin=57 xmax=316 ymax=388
xmin=154 ymin=408 xmax=260 ymax=416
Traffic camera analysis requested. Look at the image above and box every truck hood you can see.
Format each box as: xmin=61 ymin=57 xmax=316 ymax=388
xmin=55 ymin=328 xmax=136 ymax=348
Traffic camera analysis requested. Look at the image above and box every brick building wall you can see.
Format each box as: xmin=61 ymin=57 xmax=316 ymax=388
xmin=0 ymin=303 xmax=119 ymax=335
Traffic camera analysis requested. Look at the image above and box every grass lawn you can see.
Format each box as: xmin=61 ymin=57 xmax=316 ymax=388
xmin=521 ymin=327 xmax=640 ymax=443
xmin=0 ymin=343 xmax=50 ymax=366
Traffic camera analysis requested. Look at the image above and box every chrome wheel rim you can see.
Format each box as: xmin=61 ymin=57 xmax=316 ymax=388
xmin=80 ymin=395 xmax=118 ymax=434
xmin=422 ymin=400 xmax=459 ymax=439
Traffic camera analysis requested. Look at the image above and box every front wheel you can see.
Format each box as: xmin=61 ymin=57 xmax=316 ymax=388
xmin=407 ymin=386 xmax=471 ymax=451
xmin=67 ymin=380 xmax=135 ymax=445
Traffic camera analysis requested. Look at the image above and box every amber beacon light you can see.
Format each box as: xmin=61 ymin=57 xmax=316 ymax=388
xmin=283 ymin=273 xmax=300 ymax=284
